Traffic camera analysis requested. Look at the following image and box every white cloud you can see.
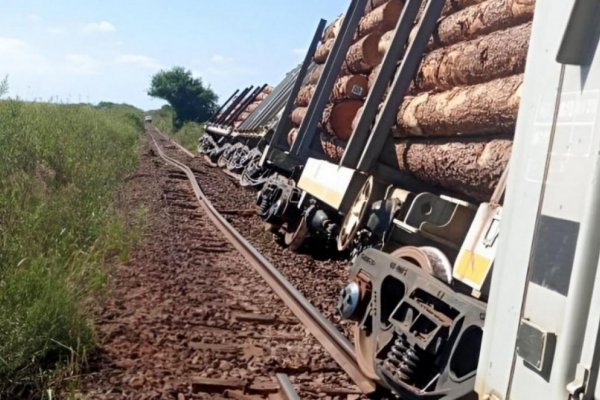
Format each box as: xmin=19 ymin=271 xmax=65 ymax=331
xmin=46 ymin=27 xmax=66 ymax=35
xmin=27 ymin=14 xmax=42 ymax=22
xmin=0 ymin=38 xmax=27 ymax=54
xmin=116 ymin=54 xmax=162 ymax=70
xmin=82 ymin=21 xmax=116 ymax=34
xmin=210 ymin=54 xmax=233 ymax=64
xmin=64 ymin=54 xmax=99 ymax=75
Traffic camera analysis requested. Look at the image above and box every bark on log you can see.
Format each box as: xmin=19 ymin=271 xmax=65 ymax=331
xmin=306 ymin=65 xmax=324 ymax=85
xmin=346 ymin=33 xmax=384 ymax=74
xmin=441 ymin=0 xmax=486 ymax=16
xmin=365 ymin=0 xmax=390 ymax=13
xmin=417 ymin=22 xmax=531 ymax=92
xmin=322 ymin=100 xmax=364 ymax=140
xmin=395 ymin=136 xmax=512 ymax=201
xmin=315 ymin=39 xmax=335 ymax=64
xmin=321 ymin=131 xmax=347 ymax=161
xmin=296 ymin=85 xmax=316 ymax=107
xmin=332 ymin=74 xmax=369 ymax=102
xmin=323 ymin=15 xmax=344 ymax=42
xmin=287 ymin=128 xmax=299 ymax=146
xmin=291 ymin=107 xmax=308 ymax=126
xmin=397 ymin=74 xmax=523 ymax=137
xmin=379 ymin=30 xmax=395 ymax=55
xmin=433 ymin=0 xmax=535 ymax=48
xmin=357 ymin=0 xmax=403 ymax=38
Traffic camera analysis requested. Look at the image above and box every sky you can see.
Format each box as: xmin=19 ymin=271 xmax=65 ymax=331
xmin=0 ymin=1 xmax=346 ymax=110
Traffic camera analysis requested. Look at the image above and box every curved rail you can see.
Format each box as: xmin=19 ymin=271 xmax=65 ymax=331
xmin=149 ymin=130 xmax=376 ymax=394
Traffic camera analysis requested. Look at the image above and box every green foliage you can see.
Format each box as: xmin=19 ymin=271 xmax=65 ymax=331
xmin=148 ymin=67 xmax=218 ymax=128
xmin=0 ymin=101 xmax=143 ymax=397
xmin=0 ymin=76 xmax=8 ymax=98
xmin=149 ymin=105 xmax=203 ymax=151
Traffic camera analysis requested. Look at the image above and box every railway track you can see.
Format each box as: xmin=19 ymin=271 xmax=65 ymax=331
xmin=149 ymin=129 xmax=377 ymax=396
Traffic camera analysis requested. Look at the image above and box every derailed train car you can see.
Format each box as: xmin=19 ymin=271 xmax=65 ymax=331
xmin=200 ymin=0 xmax=600 ymax=398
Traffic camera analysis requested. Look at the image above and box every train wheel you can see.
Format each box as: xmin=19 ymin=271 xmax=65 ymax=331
xmin=337 ymin=177 xmax=373 ymax=252
xmin=390 ymin=246 xmax=452 ymax=284
xmin=284 ymin=216 xmax=309 ymax=251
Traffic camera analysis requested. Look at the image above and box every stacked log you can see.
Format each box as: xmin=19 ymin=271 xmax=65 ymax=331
xmin=288 ymin=19 xmax=344 ymax=146
xmin=316 ymin=0 xmax=404 ymax=148
xmin=396 ymin=74 xmax=523 ymax=137
xmin=233 ymin=85 xmax=273 ymax=128
xmin=322 ymin=100 xmax=364 ymax=141
xmin=357 ymin=0 xmax=404 ymax=37
xmin=416 ymin=22 xmax=531 ymax=92
xmin=431 ymin=0 xmax=535 ymax=49
xmin=395 ymin=137 xmax=512 ymax=201
xmin=389 ymin=0 xmax=535 ymax=201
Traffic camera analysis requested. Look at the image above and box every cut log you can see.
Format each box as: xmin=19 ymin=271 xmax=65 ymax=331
xmin=433 ymin=0 xmax=535 ymax=48
xmin=287 ymin=128 xmax=299 ymax=146
xmin=320 ymin=131 xmax=347 ymax=161
xmin=379 ymin=30 xmax=395 ymax=55
xmin=357 ymin=0 xmax=403 ymax=38
xmin=322 ymin=100 xmax=364 ymax=140
xmin=306 ymin=64 xmax=324 ymax=85
xmin=365 ymin=0 xmax=390 ymax=13
xmin=397 ymin=74 xmax=523 ymax=137
xmin=395 ymin=136 xmax=512 ymax=201
xmin=417 ymin=22 xmax=531 ymax=92
xmin=323 ymin=15 xmax=344 ymax=42
xmin=296 ymin=85 xmax=316 ymax=107
xmin=332 ymin=74 xmax=369 ymax=102
xmin=346 ymin=32 xmax=384 ymax=74
xmin=314 ymin=39 xmax=335 ymax=64
xmin=291 ymin=107 xmax=307 ymax=126
xmin=441 ymin=0 xmax=486 ymax=16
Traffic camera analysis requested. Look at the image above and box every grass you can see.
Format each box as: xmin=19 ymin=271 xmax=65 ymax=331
xmin=0 ymin=100 xmax=143 ymax=397
xmin=150 ymin=105 xmax=204 ymax=151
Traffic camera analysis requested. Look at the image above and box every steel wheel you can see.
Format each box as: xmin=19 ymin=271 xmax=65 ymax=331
xmin=390 ymin=246 xmax=452 ymax=284
xmin=284 ymin=216 xmax=309 ymax=251
xmin=337 ymin=177 xmax=373 ymax=252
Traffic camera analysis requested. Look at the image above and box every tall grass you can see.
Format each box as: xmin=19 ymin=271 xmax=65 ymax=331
xmin=0 ymin=101 xmax=143 ymax=397
xmin=150 ymin=105 xmax=203 ymax=151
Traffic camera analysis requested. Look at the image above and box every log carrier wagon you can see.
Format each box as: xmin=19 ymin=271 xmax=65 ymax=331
xmin=204 ymin=0 xmax=600 ymax=398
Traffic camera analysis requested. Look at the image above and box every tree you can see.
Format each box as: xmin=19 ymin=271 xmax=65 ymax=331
xmin=0 ymin=76 xmax=8 ymax=98
xmin=148 ymin=67 xmax=218 ymax=128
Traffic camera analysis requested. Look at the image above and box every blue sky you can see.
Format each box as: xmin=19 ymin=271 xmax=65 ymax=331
xmin=0 ymin=1 xmax=346 ymax=110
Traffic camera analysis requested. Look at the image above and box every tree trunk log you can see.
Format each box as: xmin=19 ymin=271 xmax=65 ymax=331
xmin=296 ymin=85 xmax=316 ymax=107
xmin=291 ymin=107 xmax=307 ymax=126
xmin=323 ymin=15 xmax=344 ymax=42
xmin=395 ymin=136 xmax=512 ymax=201
xmin=379 ymin=30 xmax=394 ymax=55
xmin=346 ymin=33 xmax=384 ymax=74
xmin=397 ymin=74 xmax=523 ymax=137
xmin=357 ymin=0 xmax=403 ymax=38
xmin=314 ymin=39 xmax=335 ymax=64
xmin=417 ymin=22 xmax=531 ymax=92
xmin=306 ymin=65 xmax=324 ymax=85
xmin=441 ymin=0 xmax=486 ymax=16
xmin=322 ymin=100 xmax=364 ymax=140
xmin=321 ymin=131 xmax=347 ymax=161
xmin=433 ymin=0 xmax=535 ymax=49
xmin=287 ymin=128 xmax=299 ymax=146
xmin=332 ymin=74 xmax=369 ymax=102
xmin=365 ymin=0 xmax=391 ymax=13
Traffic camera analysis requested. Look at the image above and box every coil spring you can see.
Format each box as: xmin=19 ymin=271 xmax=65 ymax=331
xmin=383 ymin=335 xmax=423 ymax=384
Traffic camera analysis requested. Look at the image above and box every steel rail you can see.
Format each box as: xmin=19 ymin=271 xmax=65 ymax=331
xmin=149 ymin=129 xmax=376 ymax=394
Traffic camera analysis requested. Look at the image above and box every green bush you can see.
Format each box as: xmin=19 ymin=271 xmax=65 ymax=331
xmin=150 ymin=105 xmax=203 ymax=151
xmin=0 ymin=101 xmax=142 ymax=397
